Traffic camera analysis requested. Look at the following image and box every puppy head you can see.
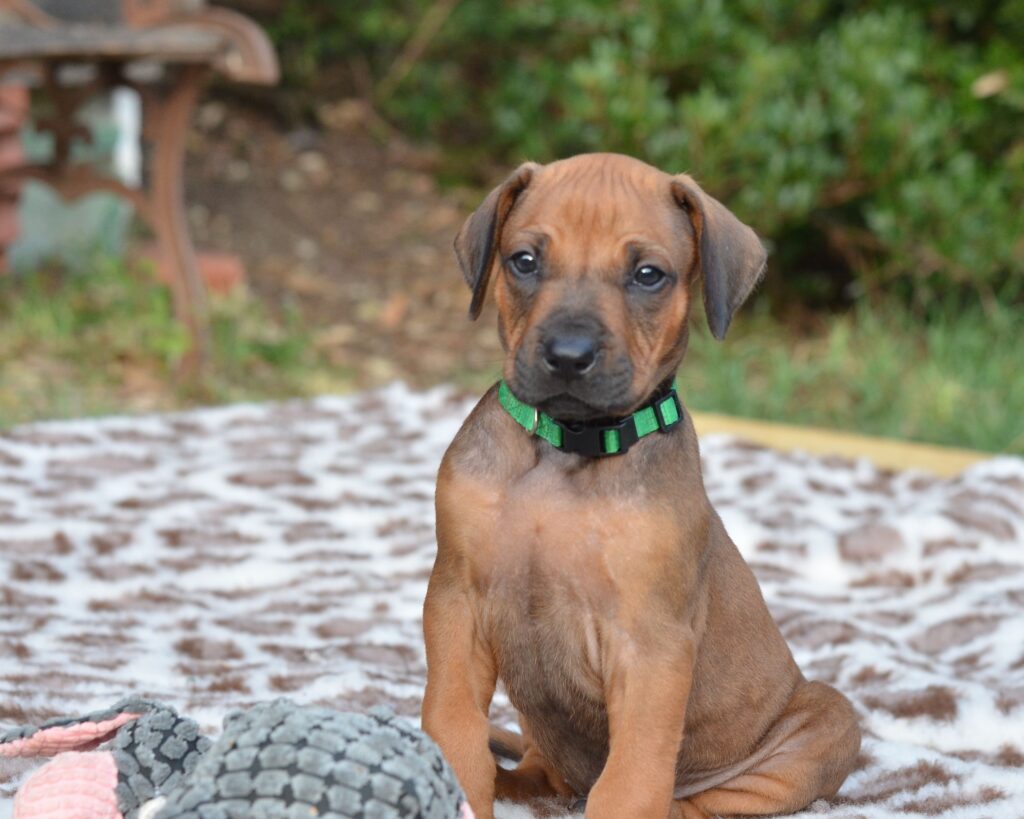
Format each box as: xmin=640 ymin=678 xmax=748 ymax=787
xmin=455 ymin=153 xmax=766 ymax=421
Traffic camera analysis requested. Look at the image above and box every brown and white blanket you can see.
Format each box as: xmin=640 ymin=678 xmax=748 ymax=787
xmin=1 ymin=384 xmax=1022 ymax=817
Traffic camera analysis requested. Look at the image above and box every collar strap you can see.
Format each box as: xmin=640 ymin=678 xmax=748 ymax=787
xmin=497 ymin=379 xmax=683 ymax=458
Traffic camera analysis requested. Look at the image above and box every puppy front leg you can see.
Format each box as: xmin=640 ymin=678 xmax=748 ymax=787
xmin=585 ymin=633 xmax=695 ymax=819
xmin=422 ymin=571 xmax=498 ymax=819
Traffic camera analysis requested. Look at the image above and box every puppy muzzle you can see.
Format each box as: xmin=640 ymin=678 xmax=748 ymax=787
xmin=512 ymin=314 xmax=634 ymax=420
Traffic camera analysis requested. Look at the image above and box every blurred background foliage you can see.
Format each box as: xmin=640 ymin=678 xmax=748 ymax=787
xmin=2 ymin=1 xmax=1021 ymax=454
xmin=267 ymin=0 xmax=1024 ymax=312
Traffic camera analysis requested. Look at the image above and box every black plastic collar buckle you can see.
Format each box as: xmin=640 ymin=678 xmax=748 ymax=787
xmin=559 ymin=415 xmax=640 ymax=458
xmin=654 ymin=391 xmax=683 ymax=432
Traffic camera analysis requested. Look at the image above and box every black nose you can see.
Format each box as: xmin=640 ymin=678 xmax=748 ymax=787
xmin=542 ymin=334 xmax=598 ymax=378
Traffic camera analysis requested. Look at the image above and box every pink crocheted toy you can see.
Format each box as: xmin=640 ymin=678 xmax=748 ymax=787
xmin=0 ymin=698 xmax=209 ymax=819
xmin=1 ymin=698 xmax=475 ymax=819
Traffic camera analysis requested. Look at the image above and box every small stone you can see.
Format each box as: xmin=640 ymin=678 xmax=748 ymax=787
xmin=351 ymin=190 xmax=382 ymax=214
xmin=972 ymin=69 xmax=1009 ymax=98
xmin=198 ymin=101 xmax=227 ymax=130
xmin=295 ymin=238 xmax=319 ymax=261
xmin=366 ymin=357 xmax=396 ymax=381
xmin=226 ymin=159 xmax=251 ymax=183
xmin=286 ymin=127 xmax=320 ymax=153
xmin=314 ymin=324 xmax=356 ymax=349
xmin=318 ymin=98 xmax=369 ymax=130
xmin=297 ymin=150 xmax=330 ymax=183
xmin=225 ymin=118 xmax=249 ymax=142
xmin=280 ymin=169 xmax=305 ymax=192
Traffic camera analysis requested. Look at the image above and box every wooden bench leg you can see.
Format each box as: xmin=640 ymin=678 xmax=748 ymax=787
xmin=0 ymin=85 xmax=29 ymax=273
xmin=147 ymin=66 xmax=210 ymax=374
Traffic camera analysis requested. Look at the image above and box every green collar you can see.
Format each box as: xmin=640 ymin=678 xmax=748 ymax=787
xmin=497 ymin=379 xmax=683 ymax=457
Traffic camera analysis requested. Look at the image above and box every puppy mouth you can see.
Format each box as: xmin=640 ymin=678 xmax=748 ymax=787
xmin=508 ymin=377 xmax=636 ymax=422
xmin=534 ymin=393 xmax=615 ymax=422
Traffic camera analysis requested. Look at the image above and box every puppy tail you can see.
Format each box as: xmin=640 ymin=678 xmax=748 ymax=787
xmin=488 ymin=724 xmax=524 ymax=762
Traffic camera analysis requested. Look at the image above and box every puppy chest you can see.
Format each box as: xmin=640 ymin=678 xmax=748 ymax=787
xmin=479 ymin=482 xmax=660 ymax=669
xmin=487 ymin=562 xmax=605 ymax=683
xmin=485 ymin=571 xmax=612 ymax=792
xmin=486 ymin=477 xmax=652 ymax=580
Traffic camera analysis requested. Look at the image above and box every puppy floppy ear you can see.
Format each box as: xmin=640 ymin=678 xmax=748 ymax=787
xmin=455 ymin=162 xmax=539 ymax=319
xmin=671 ymin=175 xmax=767 ymax=340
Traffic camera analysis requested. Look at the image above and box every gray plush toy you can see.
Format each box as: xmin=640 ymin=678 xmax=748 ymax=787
xmin=0 ymin=698 xmax=473 ymax=819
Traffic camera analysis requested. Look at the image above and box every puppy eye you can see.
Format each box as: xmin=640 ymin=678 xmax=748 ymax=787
xmin=633 ymin=265 xmax=667 ymax=289
xmin=509 ymin=251 xmax=539 ymax=276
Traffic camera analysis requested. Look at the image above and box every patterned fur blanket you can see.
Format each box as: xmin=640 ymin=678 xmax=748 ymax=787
xmin=1 ymin=384 xmax=1022 ymax=818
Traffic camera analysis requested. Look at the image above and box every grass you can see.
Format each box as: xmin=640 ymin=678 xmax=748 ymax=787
xmin=0 ymin=260 xmax=1020 ymax=456
xmin=682 ymin=300 xmax=1024 ymax=456
xmin=0 ymin=259 xmax=351 ymax=427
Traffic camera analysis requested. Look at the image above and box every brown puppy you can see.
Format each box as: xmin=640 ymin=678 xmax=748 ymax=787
xmin=422 ymin=154 xmax=860 ymax=819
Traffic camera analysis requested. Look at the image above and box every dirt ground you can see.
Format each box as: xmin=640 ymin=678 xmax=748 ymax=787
xmin=185 ymin=97 xmax=502 ymax=389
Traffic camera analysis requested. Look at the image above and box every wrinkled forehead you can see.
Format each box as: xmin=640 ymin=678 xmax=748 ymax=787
xmin=502 ymin=158 xmax=684 ymax=260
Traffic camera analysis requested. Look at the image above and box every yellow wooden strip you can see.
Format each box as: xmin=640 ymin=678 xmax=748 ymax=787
xmin=690 ymin=411 xmax=987 ymax=477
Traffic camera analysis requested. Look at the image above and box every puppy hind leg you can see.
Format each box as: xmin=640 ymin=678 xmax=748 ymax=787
xmin=493 ymin=719 xmax=574 ymax=803
xmin=676 ymin=681 xmax=861 ymax=817
xmin=489 ymin=723 xmax=525 ymax=761
xmin=495 ymin=754 xmax=574 ymax=802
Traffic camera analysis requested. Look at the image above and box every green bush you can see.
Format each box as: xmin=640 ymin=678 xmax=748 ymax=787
xmin=266 ymin=1 xmax=1024 ymax=307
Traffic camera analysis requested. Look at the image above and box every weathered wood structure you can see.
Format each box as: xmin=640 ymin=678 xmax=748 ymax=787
xmin=0 ymin=0 xmax=279 ymax=366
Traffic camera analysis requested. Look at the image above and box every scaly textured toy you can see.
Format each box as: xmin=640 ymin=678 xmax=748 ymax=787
xmin=0 ymin=698 xmax=474 ymax=819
